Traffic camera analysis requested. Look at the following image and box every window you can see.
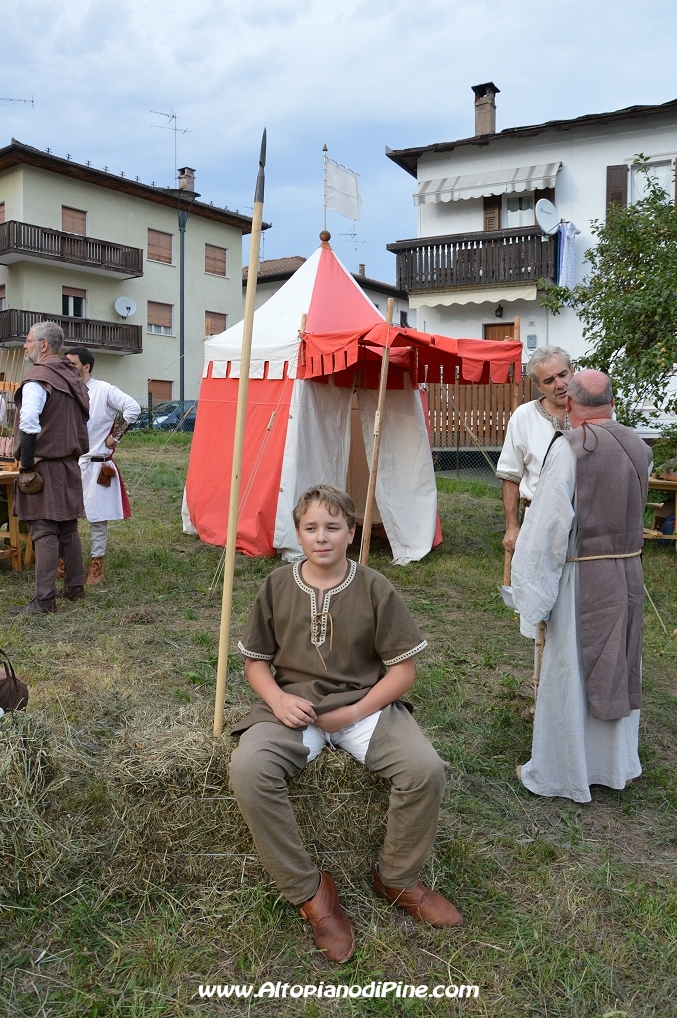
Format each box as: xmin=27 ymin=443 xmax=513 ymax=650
xmin=0 ymin=203 xmax=5 ymax=225
xmin=62 ymin=286 xmax=86 ymax=318
xmin=205 ymin=243 xmax=227 ymax=275
xmin=205 ymin=311 xmax=227 ymax=336
xmin=147 ymin=301 xmax=173 ymax=334
xmin=399 ymin=310 xmax=409 ymax=328
xmin=147 ymin=229 xmax=173 ymax=263
xmin=62 ymin=206 xmax=87 ymax=235
xmin=504 ymin=195 xmax=534 ymax=228
xmin=148 ymin=379 xmax=173 ymax=401
xmin=0 ymin=284 xmax=5 ymax=311
xmin=631 ymin=160 xmax=672 ymax=204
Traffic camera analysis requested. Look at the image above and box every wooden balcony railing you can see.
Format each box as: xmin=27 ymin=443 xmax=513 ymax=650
xmin=0 ymin=309 xmax=142 ymax=354
xmin=0 ymin=221 xmax=144 ymax=277
xmin=387 ymin=227 xmax=556 ymax=293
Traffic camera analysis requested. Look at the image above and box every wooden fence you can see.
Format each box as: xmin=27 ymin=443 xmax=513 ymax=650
xmin=428 ymin=378 xmax=535 ymax=449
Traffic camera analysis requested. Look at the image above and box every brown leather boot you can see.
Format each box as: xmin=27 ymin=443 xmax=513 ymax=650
xmin=374 ymin=870 xmax=463 ymax=928
xmin=55 ymin=557 xmax=66 ymax=580
xmin=299 ymin=872 xmax=355 ymax=963
xmin=86 ymin=557 xmax=104 ymax=585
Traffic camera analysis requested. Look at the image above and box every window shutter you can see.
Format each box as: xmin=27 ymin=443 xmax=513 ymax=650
xmin=205 ymin=244 xmax=227 ymax=275
xmin=62 ymin=206 xmax=87 ymax=235
xmin=148 ymin=379 xmax=173 ymax=401
xmin=205 ymin=311 xmax=227 ymax=335
xmin=606 ymin=165 xmax=628 ymax=210
xmin=483 ymin=195 xmax=501 ymax=231
xmin=147 ymin=301 xmax=173 ymax=328
xmin=147 ymin=229 xmax=173 ymax=263
xmin=62 ymin=286 xmax=87 ymax=299
xmin=0 ymin=203 xmax=5 ymax=224
xmin=534 ymin=187 xmax=555 ymax=206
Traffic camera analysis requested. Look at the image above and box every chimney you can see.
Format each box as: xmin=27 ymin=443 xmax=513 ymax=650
xmin=358 ymin=263 xmax=366 ymax=277
xmin=471 ymin=83 xmax=499 ymax=136
xmin=178 ymin=166 xmax=196 ymax=192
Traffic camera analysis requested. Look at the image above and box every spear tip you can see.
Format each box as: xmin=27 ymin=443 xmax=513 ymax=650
xmin=254 ymin=128 xmax=266 ymax=204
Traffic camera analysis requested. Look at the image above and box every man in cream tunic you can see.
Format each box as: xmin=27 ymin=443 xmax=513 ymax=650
xmin=497 ymin=347 xmax=573 ymax=553
xmin=66 ymin=348 xmax=140 ymax=584
xmin=511 ymin=371 xmax=652 ymax=802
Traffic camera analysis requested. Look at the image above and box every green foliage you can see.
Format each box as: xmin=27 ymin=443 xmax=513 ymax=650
xmin=651 ymin=421 xmax=677 ymax=473
xmin=539 ymin=157 xmax=677 ymax=426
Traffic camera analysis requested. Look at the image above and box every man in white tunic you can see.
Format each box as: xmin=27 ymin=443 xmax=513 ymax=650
xmin=497 ymin=347 xmax=573 ymax=553
xmin=511 ymin=371 xmax=652 ymax=802
xmin=65 ymin=348 xmax=140 ymax=585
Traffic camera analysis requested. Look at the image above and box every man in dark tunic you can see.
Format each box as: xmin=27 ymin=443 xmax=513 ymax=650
xmin=11 ymin=322 xmax=89 ymax=613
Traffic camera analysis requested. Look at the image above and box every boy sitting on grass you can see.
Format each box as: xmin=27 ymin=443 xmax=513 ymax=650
xmin=229 ymin=484 xmax=462 ymax=964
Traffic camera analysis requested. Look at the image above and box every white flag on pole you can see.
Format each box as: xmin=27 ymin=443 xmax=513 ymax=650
xmin=325 ymin=159 xmax=362 ymax=221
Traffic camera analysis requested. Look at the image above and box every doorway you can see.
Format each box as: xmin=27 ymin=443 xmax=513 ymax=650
xmin=483 ymin=323 xmax=514 ymax=342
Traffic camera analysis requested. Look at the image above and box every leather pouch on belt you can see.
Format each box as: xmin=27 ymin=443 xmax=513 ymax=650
xmin=97 ymin=462 xmax=116 ymax=487
xmin=18 ymin=470 xmax=44 ymax=494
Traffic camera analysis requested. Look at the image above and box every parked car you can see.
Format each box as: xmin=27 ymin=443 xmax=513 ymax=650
xmin=129 ymin=400 xmax=197 ymax=432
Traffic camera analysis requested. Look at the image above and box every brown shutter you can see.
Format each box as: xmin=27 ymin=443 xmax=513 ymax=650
xmin=205 ymin=311 xmax=227 ymax=335
xmin=147 ymin=301 xmax=173 ymax=328
xmin=205 ymin=243 xmax=227 ymax=275
xmin=483 ymin=195 xmax=501 ymax=231
xmin=62 ymin=206 xmax=87 ymax=235
xmin=0 ymin=203 xmax=5 ymax=224
xmin=534 ymin=187 xmax=555 ymax=206
xmin=147 ymin=229 xmax=173 ymax=263
xmin=0 ymin=284 xmax=5 ymax=298
xmin=606 ymin=165 xmax=628 ymax=211
xmin=62 ymin=286 xmax=87 ymax=299
xmin=148 ymin=379 xmax=173 ymax=401
xmin=483 ymin=323 xmax=515 ymax=342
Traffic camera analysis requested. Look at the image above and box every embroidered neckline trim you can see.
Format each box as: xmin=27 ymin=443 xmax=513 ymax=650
xmin=535 ymin=397 xmax=570 ymax=431
xmin=293 ymin=559 xmax=357 ymax=649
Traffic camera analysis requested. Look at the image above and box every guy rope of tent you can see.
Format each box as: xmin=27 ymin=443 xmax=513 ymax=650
xmin=213 ymin=129 xmax=267 ymax=739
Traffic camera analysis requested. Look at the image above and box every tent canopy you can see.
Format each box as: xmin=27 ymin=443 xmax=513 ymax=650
xmin=297 ymin=322 xmax=523 ymax=388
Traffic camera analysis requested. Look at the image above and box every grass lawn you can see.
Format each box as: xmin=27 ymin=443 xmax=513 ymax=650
xmin=1 ymin=431 xmax=676 ymax=1017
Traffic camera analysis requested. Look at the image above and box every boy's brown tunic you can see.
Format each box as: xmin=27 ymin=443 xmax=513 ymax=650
xmin=235 ymin=559 xmax=427 ymax=733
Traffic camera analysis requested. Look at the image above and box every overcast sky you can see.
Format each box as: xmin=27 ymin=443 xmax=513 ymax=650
xmin=2 ymin=0 xmax=677 ymax=281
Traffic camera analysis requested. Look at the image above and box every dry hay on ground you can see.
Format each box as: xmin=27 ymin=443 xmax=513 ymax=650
xmin=1 ymin=702 xmax=391 ymax=899
xmin=0 ymin=712 xmax=74 ymax=897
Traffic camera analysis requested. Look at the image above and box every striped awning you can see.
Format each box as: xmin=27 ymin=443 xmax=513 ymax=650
xmin=414 ymin=163 xmax=562 ymax=205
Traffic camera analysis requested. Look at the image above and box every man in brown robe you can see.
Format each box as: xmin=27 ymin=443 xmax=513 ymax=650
xmin=511 ymin=370 xmax=653 ymax=801
xmin=11 ymin=322 xmax=89 ymax=613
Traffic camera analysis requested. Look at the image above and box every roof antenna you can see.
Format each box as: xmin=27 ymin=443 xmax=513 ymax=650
xmin=150 ymin=109 xmax=191 ymax=186
xmin=0 ymin=95 xmax=34 ymax=107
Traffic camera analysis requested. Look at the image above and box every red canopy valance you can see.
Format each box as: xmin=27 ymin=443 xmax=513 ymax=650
xmin=297 ymin=322 xmax=523 ymax=388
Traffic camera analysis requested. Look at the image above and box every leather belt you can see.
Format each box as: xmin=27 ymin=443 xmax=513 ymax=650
xmin=90 ymin=455 xmax=112 ymax=463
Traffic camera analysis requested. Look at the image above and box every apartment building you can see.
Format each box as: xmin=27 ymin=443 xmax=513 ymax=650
xmin=0 ymin=140 xmax=256 ymax=403
xmin=386 ymin=87 xmax=677 ymax=362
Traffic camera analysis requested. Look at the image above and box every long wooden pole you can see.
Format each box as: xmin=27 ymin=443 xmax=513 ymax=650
xmin=213 ymin=130 xmax=266 ymax=738
xmin=360 ymin=297 xmax=394 ymax=565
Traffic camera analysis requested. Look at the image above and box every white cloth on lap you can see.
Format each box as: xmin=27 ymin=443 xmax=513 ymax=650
xmin=302 ymin=709 xmax=382 ymax=765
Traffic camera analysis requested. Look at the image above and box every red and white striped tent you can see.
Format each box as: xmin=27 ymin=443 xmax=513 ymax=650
xmin=184 ymin=238 xmax=522 ymax=564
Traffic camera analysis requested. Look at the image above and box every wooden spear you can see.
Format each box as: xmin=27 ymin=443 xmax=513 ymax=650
xmin=213 ymin=129 xmax=266 ymax=738
xmin=360 ymin=297 xmax=394 ymax=565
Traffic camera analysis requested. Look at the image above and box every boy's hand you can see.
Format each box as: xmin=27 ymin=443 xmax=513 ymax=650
xmin=272 ymin=692 xmax=317 ymax=728
xmin=315 ymin=705 xmax=359 ymax=733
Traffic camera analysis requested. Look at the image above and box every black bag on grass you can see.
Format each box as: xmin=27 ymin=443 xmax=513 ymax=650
xmin=0 ymin=649 xmax=29 ymax=713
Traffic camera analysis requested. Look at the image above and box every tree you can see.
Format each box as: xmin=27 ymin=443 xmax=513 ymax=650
xmin=539 ymin=158 xmax=677 ymax=427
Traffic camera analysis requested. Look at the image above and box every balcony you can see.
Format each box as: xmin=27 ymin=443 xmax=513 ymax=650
xmin=0 ymin=221 xmax=144 ymax=277
xmin=0 ymin=309 xmax=142 ymax=354
xmin=387 ymin=227 xmax=557 ymax=294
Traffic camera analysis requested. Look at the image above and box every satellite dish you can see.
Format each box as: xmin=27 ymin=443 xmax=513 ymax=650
xmin=535 ymin=198 xmax=559 ymax=236
xmin=115 ymin=296 xmax=136 ymax=319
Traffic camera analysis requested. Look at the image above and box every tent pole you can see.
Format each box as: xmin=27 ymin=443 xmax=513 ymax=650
xmin=360 ymin=297 xmax=394 ymax=565
xmin=213 ymin=130 xmax=266 ymax=739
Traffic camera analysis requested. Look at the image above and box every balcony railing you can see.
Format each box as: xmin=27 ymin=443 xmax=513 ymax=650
xmin=387 ymin=227 xmax=556 ymax=293
xmin=0 ymin=309 xmax=142 ymax=354
xmin=0 ymin=221 xmax=144 ymax=277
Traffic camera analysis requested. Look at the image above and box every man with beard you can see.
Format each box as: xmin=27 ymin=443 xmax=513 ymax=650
xmin=10 ymin=322 xmax=89 ymax=613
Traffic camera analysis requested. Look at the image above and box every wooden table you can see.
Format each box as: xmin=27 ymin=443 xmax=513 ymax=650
xmin=645 ymin=476 xmax=677 ymax=550
xmin=0 ymin=469 xmax=33 ymax=570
